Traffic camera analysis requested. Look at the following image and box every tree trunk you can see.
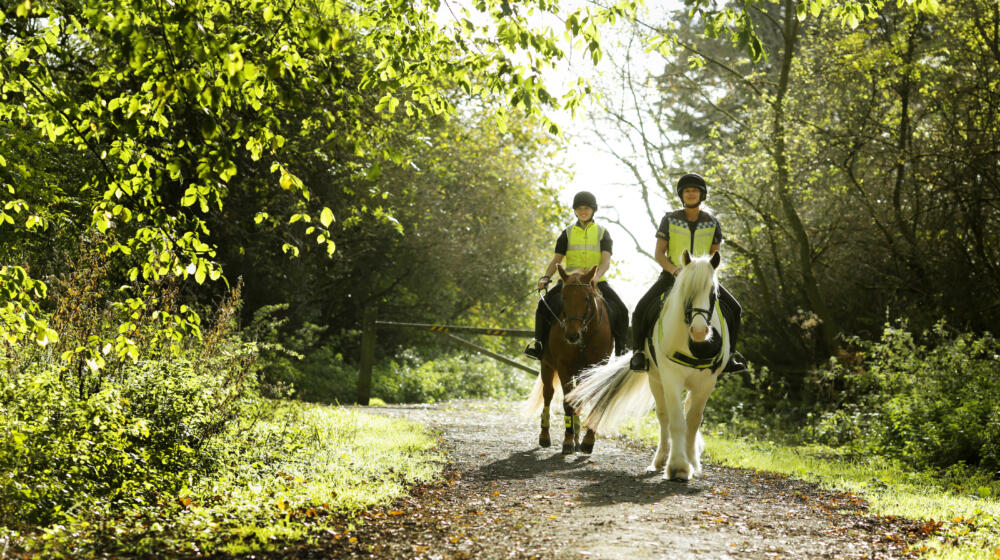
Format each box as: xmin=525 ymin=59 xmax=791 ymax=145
xmin=771 ymin=0 xmax=839 ymax=357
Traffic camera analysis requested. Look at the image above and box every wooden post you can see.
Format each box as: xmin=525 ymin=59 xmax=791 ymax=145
xmin=357 ymin=306 xmax=376 ymax=405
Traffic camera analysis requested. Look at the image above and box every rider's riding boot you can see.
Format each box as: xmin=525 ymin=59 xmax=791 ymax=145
xmin=722 ymin=351 xmax=748 ymax=374
xmin=524 ymin=339 xmax=543 ymax=360
xmin=629 ymin=351 xmax=648 ymax=371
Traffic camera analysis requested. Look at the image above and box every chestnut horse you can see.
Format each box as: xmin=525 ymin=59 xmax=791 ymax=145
xmin=521 ymin=265 xmax=613 ymax=454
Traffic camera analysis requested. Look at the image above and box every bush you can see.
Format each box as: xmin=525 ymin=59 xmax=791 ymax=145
xmin=0 ymin=337 xmax=260 ymax=526
xmin=814 ymin=322 xmax=1000 ymax=473
xmin=372 ymin=350 xmax=532 ymax=404
xmin=0 ymin=273 xmax=262 ymax=527
xmin=704 ymin=363 xmax=800 ymax=437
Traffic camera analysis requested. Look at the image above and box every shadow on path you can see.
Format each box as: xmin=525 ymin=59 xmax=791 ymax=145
xmin=469 ymin=446 xmax=705 ymax=507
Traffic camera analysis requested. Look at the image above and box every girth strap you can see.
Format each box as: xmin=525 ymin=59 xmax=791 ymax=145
xmin=669 ymin=350 xmax=724 ymax=371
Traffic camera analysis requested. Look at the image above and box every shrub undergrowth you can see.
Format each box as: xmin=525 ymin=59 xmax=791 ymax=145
xmin=0 ymin=258 xmax=514 ymax=557
xmin=709 ymin=321 xmax=1000 ymax=479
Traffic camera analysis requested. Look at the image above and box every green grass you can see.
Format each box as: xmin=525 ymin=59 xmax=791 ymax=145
xmin=621 ymin=414 xmax=1000 ymax=560
xmin=5 ymin=400 xmax=444 ymax=558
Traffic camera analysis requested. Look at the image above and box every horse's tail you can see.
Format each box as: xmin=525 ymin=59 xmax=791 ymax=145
xmin=519 ymin=372 xmax=562 ymax=418
xmin=567 ymin=354 xmax=653 ymax=435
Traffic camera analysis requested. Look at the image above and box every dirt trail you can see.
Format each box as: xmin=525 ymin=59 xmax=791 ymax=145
xmin=314 ymin=400 xmax=924 ymax=559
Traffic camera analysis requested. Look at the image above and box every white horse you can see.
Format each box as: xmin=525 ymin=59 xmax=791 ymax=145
xmin=567 ymin=250 xmax=731 ymax=481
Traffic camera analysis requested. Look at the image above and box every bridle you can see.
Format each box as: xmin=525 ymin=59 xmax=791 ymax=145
xmin=684 ymin=288 xmax=717 ymax=326
xmin=540 ymin=281 xmax=604 ymax=344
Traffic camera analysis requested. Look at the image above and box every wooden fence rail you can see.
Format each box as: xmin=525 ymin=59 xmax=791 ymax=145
xmin=357 ymin=312 xmax=537 ymax=405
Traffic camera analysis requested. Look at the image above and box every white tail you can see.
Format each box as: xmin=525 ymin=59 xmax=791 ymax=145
xmin=567 ymin=354 xmax=653 ymax=434
xmin=519 ymin=373 xmax=562 ymax=418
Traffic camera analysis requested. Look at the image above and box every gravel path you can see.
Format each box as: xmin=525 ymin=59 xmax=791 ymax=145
xmin=284 ymin=400 xmax=926 ymax=559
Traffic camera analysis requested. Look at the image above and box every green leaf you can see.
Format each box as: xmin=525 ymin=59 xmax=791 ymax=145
xmin=320 ymin=207 xmax=334 ymax=227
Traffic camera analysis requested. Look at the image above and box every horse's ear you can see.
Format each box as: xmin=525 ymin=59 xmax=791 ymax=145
xmin=582 ymin=265 xmax=598 ymax=283
xmin=710 ymin=251 xmax=721 ymax=269
xmin=557 ymin=264 xmax=569 ymax=282
xmin=682 ymin=250 xmax=692 ymax=266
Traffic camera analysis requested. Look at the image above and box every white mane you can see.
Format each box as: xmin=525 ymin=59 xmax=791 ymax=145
xmin=654 ymin=256 xmax=718 ymax=359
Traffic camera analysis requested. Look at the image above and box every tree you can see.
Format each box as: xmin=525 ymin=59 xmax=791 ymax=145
xmin=587 ymin=0 xmax=977 ymax=371
xmin=0 ymin=0 xmax=608 ymax=360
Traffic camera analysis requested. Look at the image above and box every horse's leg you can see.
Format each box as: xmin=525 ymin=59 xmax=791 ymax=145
xmin=580 ymin=427 xmax=596 ymax=454
xmin=661 ymin=371 xmax=691 ymax=481
xmin=645 ymin=361 xmax=669 ymax=472
xmin=539 ymin=363 xmax=556 ymax=448
xmin=559 ymin=370 xmax=577 ymax=455
xmin=683 ymin=377 xmax=717 ymax=478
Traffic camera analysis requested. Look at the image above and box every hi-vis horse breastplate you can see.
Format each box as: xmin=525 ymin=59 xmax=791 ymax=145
xmin=662 ymin=298 xmax=728 ymax=371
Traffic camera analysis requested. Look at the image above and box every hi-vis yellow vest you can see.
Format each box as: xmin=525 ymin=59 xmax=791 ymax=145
xmin=564 ymin=222 xmax=607 ymax=282
xmin=667 ymin=216 xmax=717 ymax=267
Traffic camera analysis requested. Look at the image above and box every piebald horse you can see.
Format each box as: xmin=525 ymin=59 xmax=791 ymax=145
xmin=567 ymin=251 xmax=730 ymax=480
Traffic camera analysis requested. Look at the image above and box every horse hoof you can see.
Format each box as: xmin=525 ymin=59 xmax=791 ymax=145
xmin=665 ymin=468 xmax=690 ymax=482
xmin=580 ymin=441 xmax=594 ymax=454
xmin=561 ymin=443 xmax=576 ymax=455
xmin=646 ymin=464 xmax=664 ymax=473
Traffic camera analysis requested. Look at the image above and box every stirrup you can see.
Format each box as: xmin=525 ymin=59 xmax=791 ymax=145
xmin=524 ymin=340 xmax=543 ymax=360
xmin=722 ymin=352 xmax=747 ymax=374
xmin=629 ymin=352 xmax=648 ymax=371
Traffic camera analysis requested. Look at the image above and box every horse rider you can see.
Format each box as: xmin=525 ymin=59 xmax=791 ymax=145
xmin=524 ymin=191 xmax=630 ymax=360
xmin=628 ymin=173 xmax=747 ymax=373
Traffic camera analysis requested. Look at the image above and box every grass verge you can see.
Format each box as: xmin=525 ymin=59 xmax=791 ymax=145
xmin=2 ymin=401 xmax=443 ymax=558
xmin=620 ymin=415 xmax=1000 ymax=560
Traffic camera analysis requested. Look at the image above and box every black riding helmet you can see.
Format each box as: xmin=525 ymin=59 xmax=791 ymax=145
xmin=676 ymin=173 xmax=707 ymax=203
xmin=572 ymin=191 xmax=598 ymax=212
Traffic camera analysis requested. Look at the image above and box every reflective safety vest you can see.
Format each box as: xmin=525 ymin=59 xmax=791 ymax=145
xmin=564 ymin=222 xmax=607 ymax=282
xmin=667 ymin=215 xmax=717 ymax=267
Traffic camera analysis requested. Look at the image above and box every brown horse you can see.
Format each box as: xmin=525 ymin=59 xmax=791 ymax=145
xmin=521 ymin=264 xmax=613 ymax=454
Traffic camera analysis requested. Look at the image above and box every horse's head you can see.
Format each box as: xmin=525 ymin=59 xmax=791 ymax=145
xmin=556 ymin=264 xmax=599 ymax=345
xmin=677 ymin=250 xmax=721 ymax=343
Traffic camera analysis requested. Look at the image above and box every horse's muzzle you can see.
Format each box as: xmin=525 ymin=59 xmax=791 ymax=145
xmin=689 ymin=324 xmax=710 ymax=342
